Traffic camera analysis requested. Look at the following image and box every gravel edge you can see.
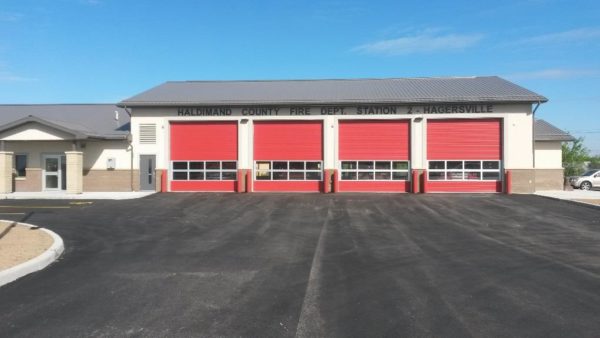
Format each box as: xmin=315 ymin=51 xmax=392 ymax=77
xmin=0 ymin=221 xmax=64 ymax=288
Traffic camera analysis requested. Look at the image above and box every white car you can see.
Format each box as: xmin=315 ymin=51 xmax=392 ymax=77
xmin=570 ymin=169 xmax=600 ymax=190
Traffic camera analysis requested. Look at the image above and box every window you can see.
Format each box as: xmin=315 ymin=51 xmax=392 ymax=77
xmin=428 ymin=160 xmax=501 ymax=181
xmin=340 ymin=161 xmax=410 ymax=181
xmin=171 ymin=161 xmax=237 ymax=181
xmin=14 ymin=154 xmax=27 ymax=177
xmin=255 ymin=161 xmax=322 ymax=181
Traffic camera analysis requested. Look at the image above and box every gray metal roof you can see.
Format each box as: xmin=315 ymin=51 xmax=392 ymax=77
xmin=0 ymin=104 xmax=130 ymax=140
xmin=534 ymin=119 xmax=575 ymax=141
xmin=119 ymin=76 xmax=548 ymax=107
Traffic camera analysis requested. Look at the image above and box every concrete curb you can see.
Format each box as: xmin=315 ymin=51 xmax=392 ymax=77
xmin=0 ymin=221 xmax=64 ymax=288
xmin=0 ymin=192 xmax=155 ymax=200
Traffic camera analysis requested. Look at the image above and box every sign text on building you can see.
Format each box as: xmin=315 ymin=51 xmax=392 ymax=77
xmin=176 ymin=104 xmax=494 ymax=116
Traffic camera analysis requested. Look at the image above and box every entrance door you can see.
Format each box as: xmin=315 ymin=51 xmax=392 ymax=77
xmin=43 ymin=155 xmax=66 ymax=191
xmin=140 ymin=155 xmax=156 ymax=191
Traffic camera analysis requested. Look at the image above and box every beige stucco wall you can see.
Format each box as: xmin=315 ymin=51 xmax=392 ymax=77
xmin=3 ymin=140 xmax=129 ymax=170
xmin=0 ymin=123 xmax=73 ymax=141
xmin=130 ymin=116 xmax=167 ymax=170
xmin=83 ymin=140 xmax=131 ymax=170
xmin=503 ymin=113 xmax=534 ymax=169
xmin=131 ymin=103 xmax=534 ymax=173
xmin=4 ymin=141 xmax=72 ymax=168
xmin=4 ymin=140 xmax=131 ymax=192
xmin=534 ymin=141 xmax=563 ymax=169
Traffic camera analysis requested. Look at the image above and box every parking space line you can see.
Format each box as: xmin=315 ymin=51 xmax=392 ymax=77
xmin=0 ymin=206 xmax=71 ymax=209
xmin=295 ymin=202 xmax=331 ymax=338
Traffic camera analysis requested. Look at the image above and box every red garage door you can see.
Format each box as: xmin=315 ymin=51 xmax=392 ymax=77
xmin=253 ymin=121 xmax=323 ymax=192
xmin=339 ymin=120 xmax=411 ymax=192
xmin=170 ymin=122 xmax=238 ymax=192
xmin=427 ymin=119 xmax=502 ymax=192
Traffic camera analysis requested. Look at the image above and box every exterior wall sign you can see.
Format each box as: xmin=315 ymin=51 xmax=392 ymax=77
xmin=176 ymin=104 xmax=494 ymax=117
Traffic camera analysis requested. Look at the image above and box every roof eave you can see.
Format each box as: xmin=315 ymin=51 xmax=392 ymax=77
xmin=0 ymin=116 xmax=89 ymax=140
xmin=118 ymin=97 xmax=548 ymax=107
xmin=86 ymin=135 xmax=129 ymax=141
xmin=535 ymin=135 xmax=576 ymax=142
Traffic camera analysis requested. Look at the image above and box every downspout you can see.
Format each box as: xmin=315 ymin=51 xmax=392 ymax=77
xmin=532 ymin=101 xmax=541 ymax=169
xmin=531 ymin=101 xmax=541 ymax=192
xmin=123 ymin=106 xmax=134 ymax=192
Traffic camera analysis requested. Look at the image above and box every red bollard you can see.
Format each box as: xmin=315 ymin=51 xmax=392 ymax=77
xmin=505 ymin=170 xmax=512 ymax=194
xmin=421 ymin=170 xmax=428 ymax=193
xmin=332 ymin=169 xmax=339 ymax=193
xmin=161 ymin=169 xmax=168 ymax=192
xmin=237 ymin=169 xmax=246 ymax=193
xmin=412 ymin=170 xmax=419 ymax=193
xmin=246 ymin=169 xmax=253 ymax=193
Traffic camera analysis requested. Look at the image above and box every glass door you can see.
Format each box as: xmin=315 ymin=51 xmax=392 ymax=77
xmin=43 ymin=155 xmax=63 ymax=191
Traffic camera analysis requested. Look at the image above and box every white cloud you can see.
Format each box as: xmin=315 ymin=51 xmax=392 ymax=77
xmin=0 ymin=72 xmax=38 ymax=82
xmin=505 ymin=68 xmax=600 ymax=80
xmin=353 ymin=32 xmax=483 ymax=56
xmin=517 ymin=28 xmax=600 ymax=45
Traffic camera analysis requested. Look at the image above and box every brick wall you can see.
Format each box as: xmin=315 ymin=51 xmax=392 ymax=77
xmin=535 ymin=169 xmax=564 ymax=191
xmin=82 ymin=169 xmax=140 ymax=192
xmin=510 ymin=169 xmax=535 ymax=194
xmin=14 ymin=168 xmax=42 ymax=192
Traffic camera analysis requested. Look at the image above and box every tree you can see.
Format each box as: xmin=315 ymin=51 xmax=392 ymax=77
xmin=562 ymin=137 xmax=590 ymax=176
xmin=589 ymin=155 xmax=600 ymax=170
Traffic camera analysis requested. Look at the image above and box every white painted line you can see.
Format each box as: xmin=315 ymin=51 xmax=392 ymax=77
xmin=0 ymin=213 xmax=26 ymax=215
xmin=0 ymin=220 xmax=64 ymax=288
xmin=0 ymin=191 xmax=155 ymax=200
xmin=0 ymin=206 xmax=70 ymax=209
xmin=295 ymin=203 xmax=331 ymax=338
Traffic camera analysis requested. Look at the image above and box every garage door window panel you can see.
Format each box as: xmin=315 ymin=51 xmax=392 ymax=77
xmin=428 ymin=160 xmax=501 ymax=181
xmin=290 ymin=162 xmax=304 ymax=170
xmin=254 ymin=161 xmax=322 ymax=181
xmin=172 ymin=161 xmax=237 ymax=181
xmin=341 ymin=160 xmax=410 ymax=181
xmin=189 ymin=172 xmax=204 ymax=180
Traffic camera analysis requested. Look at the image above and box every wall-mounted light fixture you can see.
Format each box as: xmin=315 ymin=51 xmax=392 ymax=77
xmin=414 ymin=117 xmax=423 ymax=122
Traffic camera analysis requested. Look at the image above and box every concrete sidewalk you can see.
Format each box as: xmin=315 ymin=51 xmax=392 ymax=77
xmin=0 ymin=191 xmax=155 ymax=200
xmin=536 ymin=189 xmax=600 ymax=199
xmin=536 ymin=189 xmax=600 ymax=206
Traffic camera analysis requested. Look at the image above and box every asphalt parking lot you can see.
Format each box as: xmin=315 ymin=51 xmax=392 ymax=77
xmin=0 ymin=194 xmax=599 ymax=337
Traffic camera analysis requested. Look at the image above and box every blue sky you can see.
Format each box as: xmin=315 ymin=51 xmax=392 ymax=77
xmin=1 ymin=0 xmax=599 ymax=154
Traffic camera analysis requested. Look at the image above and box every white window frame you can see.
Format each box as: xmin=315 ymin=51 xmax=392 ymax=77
xmin=339 ymin=160 xmax=411 ymax=181
xmin=171 ymin=160 xmax=237 ymax=181
xmin=254 ymin=160 xmax=323 ymax=181
xmin=427 ymin=160 xmax=502 ymax=181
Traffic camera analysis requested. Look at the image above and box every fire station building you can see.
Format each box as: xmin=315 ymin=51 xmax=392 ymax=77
xmin=0 ymin=76 xmax=574 ymax=195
